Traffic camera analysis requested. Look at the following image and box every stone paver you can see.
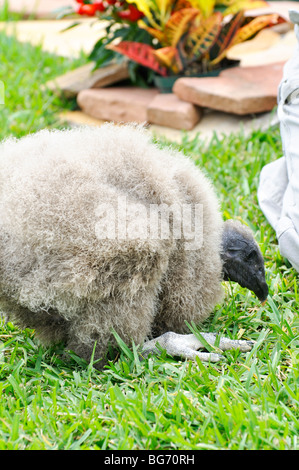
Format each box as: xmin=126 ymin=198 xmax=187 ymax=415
xmin=228 ymin=29 xmax=296 ymax=67
xmin=173 ymin=63 xmax=285 ymax=115
xmin=61 ymin=108 xmax=279 ymax=144
xmin=0 ymin=19 xmax=106 ymax=57
xmin=76 ymin=87 xmax=202 ymax=130
xmin=77 ymin=87 xmax=159 ymax=124
xmin=46 ymin=61 xmax=129 ymax=98
xmin=147 ymin=93 xmax=202 ymax=130
xmin=150 ymin=109 xmax=279 ymax=143
xmin=0 ymin=0 xmax=73 ymax=18
xmin=245 ymin=1 xmax=299 ymax=21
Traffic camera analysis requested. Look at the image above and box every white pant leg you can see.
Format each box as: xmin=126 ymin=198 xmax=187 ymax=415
xmin=258 ymin=156 xmax=288 ymax=230
xmin=258 ymin=9 xmax=299 ymax=272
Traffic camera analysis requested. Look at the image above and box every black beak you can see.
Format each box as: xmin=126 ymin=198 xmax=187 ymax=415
xmin=256 ymin=281 xmax=268 ymax=304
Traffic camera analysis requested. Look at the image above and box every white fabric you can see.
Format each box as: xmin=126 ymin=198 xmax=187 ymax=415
xmin=258 ymin=9 xmax=299 ymax=271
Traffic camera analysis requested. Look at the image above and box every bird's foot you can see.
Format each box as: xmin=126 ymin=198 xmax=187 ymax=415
xmin=142 ymin=331 xmax=254 ymax=362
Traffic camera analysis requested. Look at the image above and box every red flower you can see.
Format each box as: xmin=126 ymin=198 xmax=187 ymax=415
xmin=76 ymin=4 xmax=95 ymax=15
xmin=117 ymin=4 xmax=144 ymax=21
xmin=94 ymin=1 xmax=105 ymax=12
xmin=76 ymin=2 xmax=105 ymax=15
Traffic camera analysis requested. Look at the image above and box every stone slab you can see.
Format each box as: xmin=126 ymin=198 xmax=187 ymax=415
xmin=60 ymin=110 xmax=105 ymax=127
xmin=60 ymin=109 xmax=279 ymax=144
xmin=147 ymin=93 xmax=202 ymax=130
xmin=245 ymin=1 xmax=299 ymax=21
xmin=0 ymin=19 xmax=107 ymax=57
xmin=0 ymin=0 xmax=73 ymax=18
xmin=77 ymin=87 xmax=159 ymax=124
xmin=227 ymin=29 xmax=281 ymax=59
xmin=227 ymin=29 xmax=296 ymax=67
xmin=46 ymin=61 xmax=129 ymax=98
xmin=173 ymin=63 xmax=285 ymax=115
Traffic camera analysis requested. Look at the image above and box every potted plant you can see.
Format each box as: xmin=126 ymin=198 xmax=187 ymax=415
xmin=65 ymin=0 xmax=281 ymax=91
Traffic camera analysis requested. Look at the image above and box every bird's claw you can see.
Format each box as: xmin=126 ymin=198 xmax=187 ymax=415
xmin=142 ymin=331 xmax=254 ymax=362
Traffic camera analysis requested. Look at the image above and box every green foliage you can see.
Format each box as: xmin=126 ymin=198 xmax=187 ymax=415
xmin=0 ymin=32 xmax=298 ymax=450
xmin=89 ymin=21 xmax=151 ymax=68
xmin=64 ymin=0 xmax=280 ymax=84
xmin=89 ymin=0 xmax=278 ymax=78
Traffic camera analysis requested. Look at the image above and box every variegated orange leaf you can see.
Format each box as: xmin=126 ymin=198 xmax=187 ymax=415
xmin=223 ymin=1 xmax=269 ymax=16
xmin=164 ymin=8 xmax=199 ymax=47
xmin=137 ymin=19 xmax=165 ymax=42
xmin=155 ymin=0 xmax=173 ymax=20
xmin=210 ymin=10 xmax=244 ymax=64
xmin=215 ymin=0 xmax=237 ymax=5
xmin=190 ymin=0 xmax=216 ymax=17
xmin=187 ymin=12 xmax=222 ymax=58
xmin=173 ymin=0 xmax=194 ymax=11
xmin=153 ymin=46 xmax=183 ymax=73
xmin=107 ymin=41 xmax=168 ymax=76
xmin=231 ymin=13 xmax=279 ymax=46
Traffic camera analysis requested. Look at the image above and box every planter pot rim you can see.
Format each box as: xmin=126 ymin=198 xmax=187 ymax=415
xmin=153 ymin=60 xmax=240 ymax=93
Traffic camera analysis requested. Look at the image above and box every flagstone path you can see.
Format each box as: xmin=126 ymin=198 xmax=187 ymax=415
xmin=0 ymin=0 xmax=72 ymax=18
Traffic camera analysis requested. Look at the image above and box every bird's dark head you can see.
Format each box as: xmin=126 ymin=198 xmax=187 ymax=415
xmin=221 ymin=219 xmax=268 ymax=303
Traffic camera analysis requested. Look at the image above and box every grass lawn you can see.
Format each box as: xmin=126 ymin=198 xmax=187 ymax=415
xmin=0 ymin=28 xmax=298 ymax=451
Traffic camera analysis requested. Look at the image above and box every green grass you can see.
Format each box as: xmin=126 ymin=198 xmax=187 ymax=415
xmin=0 ymin=31 xmax=298 ymax=450
xmin=0 ymin=31 xmax=85 ymax=139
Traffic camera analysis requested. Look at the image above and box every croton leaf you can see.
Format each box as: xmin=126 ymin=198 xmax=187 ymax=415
xmin=137 ymin=20 xmax=165 ymax=42
xmin=163 ymin=8 xmax=199 ymax=47
xmin=223 ymin=0 xmax=269 ymax=16
xmin=215 ymin=0 xmax=236 ymax=5
xmin=155 ymin=0 xmax=173 ymax=18
xmin=186 ymin=11 xmax=222 ymax=59
xmin=107 ymin=41 xmax=168 ymax=76
xmin=210 ymin=10 xmax=244 ymax=64
xmin=173 ymin=0 xmax=194 ymax=11
xmin=153 ymin=46 xmax=183 ymax=74
xmin=139 ymin=7 xmax=201 ymax=47
xmin=231 ymin=13 xmax=279 ymax=46
xmin=190 ymin=0 xmax=216 ymax=18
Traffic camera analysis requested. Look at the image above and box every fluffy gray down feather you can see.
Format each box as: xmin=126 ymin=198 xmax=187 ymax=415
xmin=0 ymin=124 xmax=224 ymax=365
